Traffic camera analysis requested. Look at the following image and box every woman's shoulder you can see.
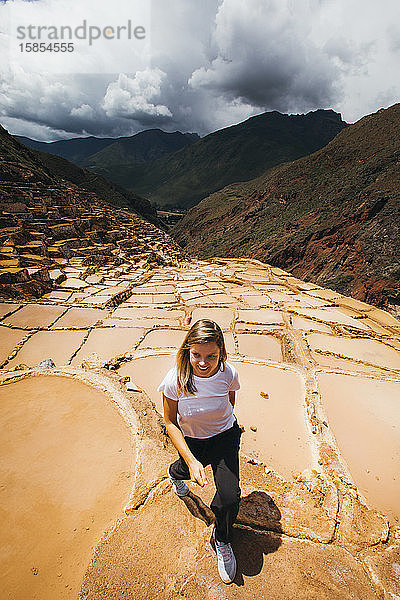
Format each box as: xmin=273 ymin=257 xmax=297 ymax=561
xmin=221 ymin=361 xmax=239 ymax=380
xmin=223 ymin=361 xmax=238 ymax=374
xmin=157 ymin=366 xmax=177 ymax=392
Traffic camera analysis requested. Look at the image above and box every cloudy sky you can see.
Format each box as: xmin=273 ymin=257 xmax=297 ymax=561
xmin=0 ymin=0 xmax=399 ymax=140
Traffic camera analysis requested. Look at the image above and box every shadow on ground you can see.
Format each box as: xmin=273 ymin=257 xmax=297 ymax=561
xmin=181 ymin=489 xmax=282 ymax=586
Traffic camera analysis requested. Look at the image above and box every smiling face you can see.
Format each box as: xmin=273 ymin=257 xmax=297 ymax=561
xmin=189 ymin=342 xmax=221 ymax=378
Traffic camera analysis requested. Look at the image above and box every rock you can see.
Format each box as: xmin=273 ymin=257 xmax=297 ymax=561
xmin=81 ymin=353 xmax=104 ymax=370
xmin=9 ymin=363 xmax=29 ymax=371
xmin=37 ymin=358 xmax=56 ymax=369
xmin=49 ymin=269 xmax=66 ymax=285
xmin=335 ymin=488 xmax=390 ymax=551
xmin=238 ymin=466 xmax=338 ymax=544
xmin=360 ymin=542 xmax=400 ymax=599
xmin=126 ymin=380 xmax=141 ymax=392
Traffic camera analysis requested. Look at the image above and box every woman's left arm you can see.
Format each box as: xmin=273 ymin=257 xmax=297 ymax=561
xmin=229 ymin=391 xmax=236 ymax=407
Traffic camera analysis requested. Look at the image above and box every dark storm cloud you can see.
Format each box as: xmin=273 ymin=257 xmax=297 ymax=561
xmin=188 ymin=0 xmax=341 ymax=113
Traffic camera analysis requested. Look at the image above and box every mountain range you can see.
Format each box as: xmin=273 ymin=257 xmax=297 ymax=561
xmin=18 ymin=111 xmax=347 ymax=211
xmin=172 ymin=104 xmax=400 ymax=308
xmin=17 ymin=129 xmax=199 ymax=171
xmin=117 ymin=109 xmax=347 ymax=208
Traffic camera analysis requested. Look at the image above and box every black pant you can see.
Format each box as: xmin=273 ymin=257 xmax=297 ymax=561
xmin=169 ymin=420 xmax=242 ymax=544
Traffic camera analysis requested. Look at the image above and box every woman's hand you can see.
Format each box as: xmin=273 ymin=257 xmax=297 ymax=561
xmin=188 ymin=459 xmax=208 ymax=487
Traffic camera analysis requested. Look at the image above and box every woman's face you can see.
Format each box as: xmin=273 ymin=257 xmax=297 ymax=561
xmin=189 ymin=342 xmax=220 ymax=377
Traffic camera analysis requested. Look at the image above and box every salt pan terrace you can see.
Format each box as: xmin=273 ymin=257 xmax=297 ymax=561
xmin=1 ymin=257 xmax=400 ymax=599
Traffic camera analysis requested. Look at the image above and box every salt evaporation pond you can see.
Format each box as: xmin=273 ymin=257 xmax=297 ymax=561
xmin=318 ymin=372 xmax=400 ymax=523
xmin=0 ymin=375 xmax=133 ymax=600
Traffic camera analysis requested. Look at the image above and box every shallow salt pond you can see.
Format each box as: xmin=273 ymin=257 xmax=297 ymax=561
xmin=290 ymin=316 xmax=332 ymax=333
xmin=6 ymin=330 xmax=88 ymax=368
xmin=236 ymin=334 xmax=282 ymax=361
xmin=71 ymin=327 xmax=146 ymax=365
xmin=293 ymin=308 xmax=370 ymax=331
xmin=3 ymin=304 xmax=66 ymax=328
xmin=0 ymin=328 xmax=27 ymax=363
xmin=0 ymin=375 xmax=133 ymax=600
xmin=237 ymin=309 xmax=284 ymax=325
xmin=0 ymin=303 xmax=21 ymax=319
xmin=51 ymin=307 xmax=108 ymax=328
xmin=307 ymin=333 xmax=400 ymax=371
xmin=318 ymin=373 xmax=400 ymax=523
xmin=138 ymin=329 xmax=186 ymax=349
xmin=231 ymin=361 xmax=312 ymax=478
xmin=112 ymin=307 xmax=184 ymax=322
xmin=190 ymin=307 xmax=235 ymax=329
xmin=242 ymin=295 xmax=272 ymax=307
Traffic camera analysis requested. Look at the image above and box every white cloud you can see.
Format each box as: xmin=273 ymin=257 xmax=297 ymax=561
xmin=70 ymin=103 xmax=95 ymax=119
xmin=103 ymin=70 xmax=172 ymax=121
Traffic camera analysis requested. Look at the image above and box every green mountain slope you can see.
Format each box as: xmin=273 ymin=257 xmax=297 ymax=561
xmin=83 ymin=129 xmax=199 ymax=170
xmin=17 ymin=129 xmax=199 ymax=170
xmin=172 ymin=104 xmax=400 ymax=308
xmin=109 ymin=109 xmax=347 ymax=209
xmin=15 ymin=135 xmax=115 ymax=164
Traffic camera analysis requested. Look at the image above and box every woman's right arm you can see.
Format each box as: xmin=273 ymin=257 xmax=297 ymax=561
xmin=163 ymin=393 xmax=208 ymax=487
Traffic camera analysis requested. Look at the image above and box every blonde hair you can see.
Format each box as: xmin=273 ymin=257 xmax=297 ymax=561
xmin=176 ymin=319 xmax=227 ymax=395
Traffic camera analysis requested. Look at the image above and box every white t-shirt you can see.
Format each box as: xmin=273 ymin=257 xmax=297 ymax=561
xmin=157 ymin=361 xmax=240 ymax=439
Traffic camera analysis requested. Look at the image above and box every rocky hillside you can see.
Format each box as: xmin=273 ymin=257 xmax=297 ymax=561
xmin=173 ymin=104 xmax=400 ymax=308
xmin=0 ymin=125 xmax=184 ymax=299
xmin=119 ymin=109 xmax=347 ymax=209
xmin=30 ymin=147 xmax=159 ymax=227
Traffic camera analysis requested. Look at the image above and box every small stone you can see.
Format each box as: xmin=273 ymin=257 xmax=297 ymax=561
xmin=260 ymin=391 xmax=269 ymax=399
xmin=37 ymin=358 xmax=56 ymax=369
xmin=57 ymin=573 xmax=62 ymax=578
xmin=31 ymin=567 xmax=39 ymax=575
xmin=126 ymin=380 xmax=141 ymax=392
xmin=118 ymin=448 xmax=123 ymax=452
xmin=142 ymin=410 xmax=147 ymax=416
xmin=250 ymin=425 xmax=257 ymax=432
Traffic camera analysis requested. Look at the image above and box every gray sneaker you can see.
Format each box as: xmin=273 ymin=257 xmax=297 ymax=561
xmin=215 ymin=538 xmax=237 ymax=584
xmin=167 ymin=467 xmax=189 ymax=496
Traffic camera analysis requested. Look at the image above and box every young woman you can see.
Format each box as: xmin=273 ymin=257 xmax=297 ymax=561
xmin=157 ymin=319 xmax=242 ymax=584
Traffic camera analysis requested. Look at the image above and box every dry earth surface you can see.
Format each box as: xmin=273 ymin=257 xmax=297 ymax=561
xmin=1 ymin=256 xmax=400 ymax=600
